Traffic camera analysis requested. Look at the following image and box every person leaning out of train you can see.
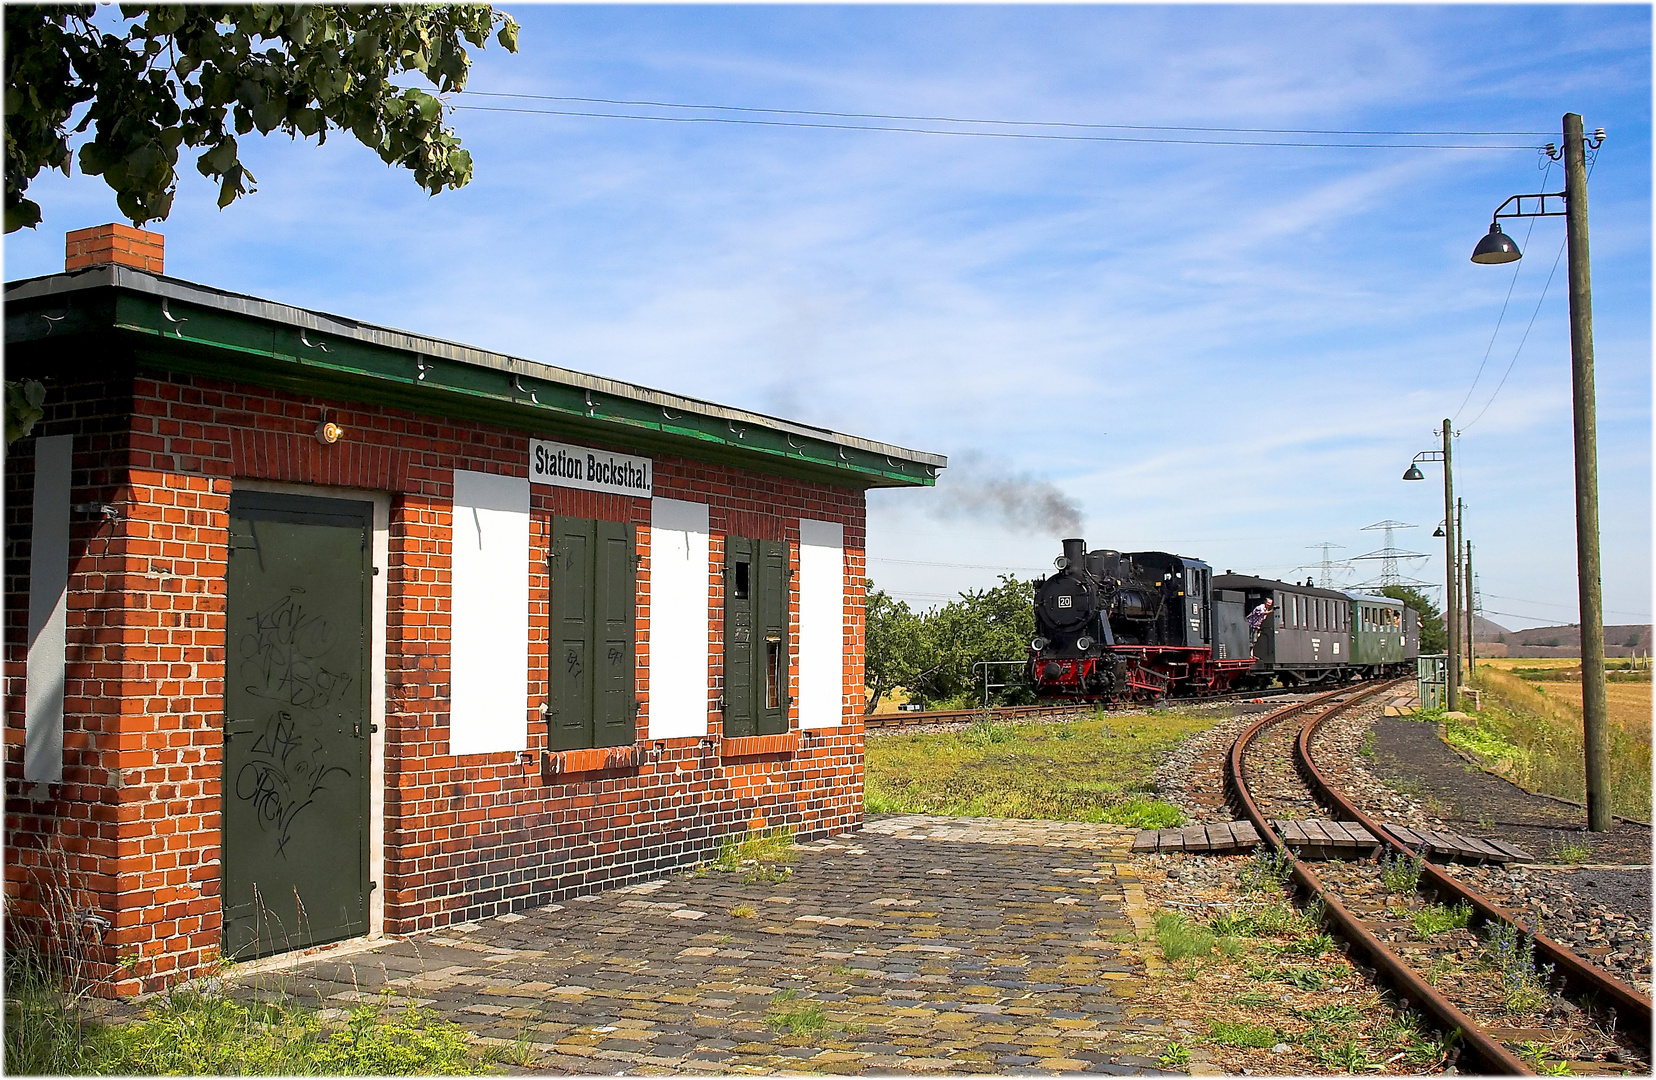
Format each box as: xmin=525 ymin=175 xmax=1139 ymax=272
xmin=1246 ymin=597 xmax=1275 ymax=644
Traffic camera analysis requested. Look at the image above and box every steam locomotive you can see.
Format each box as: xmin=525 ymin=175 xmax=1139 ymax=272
xmin=1029 ymin=538 xmax=1419 ymax=703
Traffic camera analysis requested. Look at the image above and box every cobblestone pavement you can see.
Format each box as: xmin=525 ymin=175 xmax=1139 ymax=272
xmin=231 ymin=815 xmax=1182 ymax=1075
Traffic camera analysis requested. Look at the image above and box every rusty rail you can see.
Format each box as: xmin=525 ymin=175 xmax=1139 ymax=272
xmin=1227 ymin=679 xmax=1535 ymax=1076
xmin=1297 ymin=702 xmax=1653 ymax=1048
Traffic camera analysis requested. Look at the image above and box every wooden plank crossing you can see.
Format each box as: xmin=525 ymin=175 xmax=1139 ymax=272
xmin=1381 ymin=822 xmax=1533 ymax=863
xmin=1129 ymin=818 xmax=1531 ymax=862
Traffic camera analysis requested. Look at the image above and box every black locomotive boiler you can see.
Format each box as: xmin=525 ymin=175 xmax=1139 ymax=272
xmin=1029 ymin=538 xmax=1418 ymax=703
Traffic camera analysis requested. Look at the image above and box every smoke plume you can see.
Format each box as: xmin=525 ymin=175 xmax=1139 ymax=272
xmin=929 ymin=452 xmax=1084 ymax=536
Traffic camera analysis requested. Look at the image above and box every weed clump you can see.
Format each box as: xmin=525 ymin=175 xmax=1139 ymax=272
xmin=1543 ymin=832 xmax=1592 ymax=865
xmin=1206 ymin=1019 xmax=1279 ymax=1048
xmin=1480 ymin=922 xmax=1554 ymax=1015
xmin=966 ymin=717 xmax=1014 ymax=745
xmin=1240 ymin=846 xmax=1295 ymax=893
xmin=1157 ymin=1041 xmax=1191 ymax=1068
xmin=765 ymin=990 xmax=827 ymax=1034
xmin=1411 ymin=900 xmax=1473 ymax=938
xmin=1154 ymin=912 xmax=1215 ymax=962
xmin=1379 ymin=850 xmax=1423 ymax=894
xmin=709 ymin=828 xmax=796 ymax=883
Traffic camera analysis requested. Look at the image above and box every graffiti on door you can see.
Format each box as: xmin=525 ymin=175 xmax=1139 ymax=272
xmin=234 ymin=711 xmax=352 ymax=858
xmin=238 ymin=591 xmax=354 ymax=709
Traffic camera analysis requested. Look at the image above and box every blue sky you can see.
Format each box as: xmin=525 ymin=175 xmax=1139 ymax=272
xmin=7 ymin=5 xmax=1651 ymax=631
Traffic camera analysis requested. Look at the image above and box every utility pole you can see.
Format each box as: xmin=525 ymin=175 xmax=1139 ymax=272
xmin=1563 ymin=112 xmax=1611 ymax=831
xmin=1463 ymin=531 xmax=1475 ymax=683
xmin=1442 ymin=419 xmax=1459 ymax=713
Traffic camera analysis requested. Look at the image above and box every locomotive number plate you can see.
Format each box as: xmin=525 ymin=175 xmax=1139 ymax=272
xmin=1057 ymin=596 xmax=1072 ymax=609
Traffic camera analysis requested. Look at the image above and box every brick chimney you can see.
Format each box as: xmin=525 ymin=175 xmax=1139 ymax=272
xmin=65 ymin=223 xmax=164 ymax=274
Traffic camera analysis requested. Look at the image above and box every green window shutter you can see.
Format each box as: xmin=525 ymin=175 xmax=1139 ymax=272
xmin=549 ymin=516 xmax=595 ymax=750
xmin=723 ymin=536 xmax=756 ymax=738
xmin=594 ymin=521 xmax=637 ymax=748
xmin=757 ymin=539 xmax=789 ymax=736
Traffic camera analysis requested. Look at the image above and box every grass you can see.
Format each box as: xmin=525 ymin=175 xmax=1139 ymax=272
xmin=1154 ymin=912 xmax=1215 ymax=962
xmin=1543 ymin=833 xmax=1593 ymax=864
xmin=1411 ymin=901 xmax=1473 ymax=938
xmin=1461 ymin=663 xmax=1652 ymax=820
xmin=1206 ymin=1019 xmax=1279 ymax=1049
xmin=1211 ymin=901 xmax=1309 ymax=938
xmin=4 ymin=950 xmax=490 ymax=1076
xmin=1098 ymin=796 xmax=1183 ymax=829
xmin=707 ymin=828 xmax=797 ymax=883
xmin=764 ymin=990 xmax=827 ymax=1034
xmin=864 ymin=708 xmax=1220 ymax=821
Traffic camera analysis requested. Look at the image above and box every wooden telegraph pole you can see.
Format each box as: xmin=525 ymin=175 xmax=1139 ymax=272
xmin=1561 ymin=112 xmax=1611 ymax=831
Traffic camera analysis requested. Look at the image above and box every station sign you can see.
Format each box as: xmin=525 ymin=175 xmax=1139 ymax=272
xmin=529 ymin=439 xmax=652 ymax=498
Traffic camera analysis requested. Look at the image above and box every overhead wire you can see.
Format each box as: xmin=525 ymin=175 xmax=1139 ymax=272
xmin=1460 ymin=156 xmax=1597 ymax=431
xmin=451 ymin=101 xmax=1543 ymax=150
xmin=457 ymin=91 xmax=1553 ymax=139
xmin=1453 ymin=157 xmax=1553 ymax=423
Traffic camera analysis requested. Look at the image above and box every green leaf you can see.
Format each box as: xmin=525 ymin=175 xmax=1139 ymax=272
xmin=196 ymin=137 xmax=238 ymax=177
xmin=7 ymin=4 xmax=517 ymax=229
xmin=5 ymin=198 xmax=43 ymax=233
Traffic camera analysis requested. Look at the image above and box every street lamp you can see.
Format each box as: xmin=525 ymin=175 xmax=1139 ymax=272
xmin=1404 ymin=421 xmax=1458 ymax=711
xmin=1472 ymin=112 xmax=1611 ymax=832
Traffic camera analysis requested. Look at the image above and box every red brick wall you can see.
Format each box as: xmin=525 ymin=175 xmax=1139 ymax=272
xmin=7 ymin=363 xmax=869 ymax=993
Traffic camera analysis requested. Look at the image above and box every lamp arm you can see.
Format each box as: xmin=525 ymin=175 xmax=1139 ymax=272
xmin=1492 ymin=191 xmax=1567 ymax=221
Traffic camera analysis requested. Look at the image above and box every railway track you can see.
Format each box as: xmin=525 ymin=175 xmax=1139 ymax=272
xmin=1227 ymin=682 xmax=1652 ymax=1075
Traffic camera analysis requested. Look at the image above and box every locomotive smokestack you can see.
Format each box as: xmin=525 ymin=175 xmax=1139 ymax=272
xmin=1061 ymin=538 xmax=1087 ymax=570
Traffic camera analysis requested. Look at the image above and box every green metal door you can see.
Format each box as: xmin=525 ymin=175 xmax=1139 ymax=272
xmin=224 ymin=491 xmax=371 ymax=960
xmin=549 ymin=516 xmax=636 ymax=750
xmin=723 ymin=536 xmax=788 ymax=737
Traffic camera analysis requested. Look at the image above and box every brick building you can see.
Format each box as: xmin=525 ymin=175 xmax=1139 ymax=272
xmin=4 ymin=224 xmax=943 ymax=993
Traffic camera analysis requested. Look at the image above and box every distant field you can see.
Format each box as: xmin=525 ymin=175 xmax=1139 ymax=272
xmin=1467 ymin=662 xmax=1651 ymax=820
xmin=1534 ymin=680 xmax=1652 ymax=729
